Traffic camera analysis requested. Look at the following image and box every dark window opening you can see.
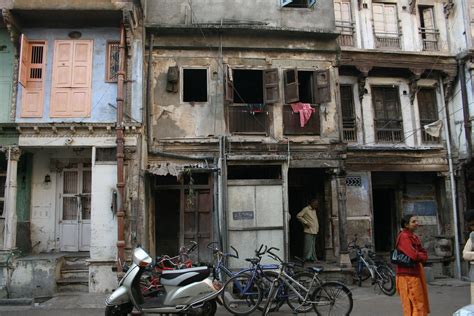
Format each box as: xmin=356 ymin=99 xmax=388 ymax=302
xmin=372 ymin=86 xmax=403 ymax=143
xmin=183 ymin=69 xmax=207 ymax=102
xmin=96 ymin=148 xmax=117 ymax=162
xmin=227 ymin=165 xmax=281 ymax=180
xmin=417 ymin=88 xmax=439 ymax=143
xmin=282 ymin=0 xmax=316 ymax=8
xmin=233 ymin=70 xmax=263 ymax=104
xmin=298 ymin=71 xmax=315 ymax=104
xmin=340 ymin=85 xmax=357 ymax=142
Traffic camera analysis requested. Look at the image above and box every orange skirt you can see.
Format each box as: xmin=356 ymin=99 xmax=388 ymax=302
xmin=396 ymin=264 xmax=430 ymax=316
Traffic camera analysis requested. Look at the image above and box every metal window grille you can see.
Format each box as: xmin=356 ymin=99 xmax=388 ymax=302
xmin=346 ymin=176 xmax=362 ymax=187
xmin=107 ymin=42 xmax=120 ymax=82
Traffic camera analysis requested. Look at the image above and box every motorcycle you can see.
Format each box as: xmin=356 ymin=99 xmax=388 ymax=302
xmin=105 ymin=247 xmax=222 ymax=315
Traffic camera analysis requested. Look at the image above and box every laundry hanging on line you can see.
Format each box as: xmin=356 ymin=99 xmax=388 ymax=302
xmin=247 ymin=103 xmax=265 ymax=115
xmin=290 ymin=102 xmax=315 ymax=127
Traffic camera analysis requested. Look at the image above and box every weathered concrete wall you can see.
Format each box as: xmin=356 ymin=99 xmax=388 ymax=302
xmin=8 ymin=254 xmax=61 ymax=298
xmin=345 ymin=172 xmax=372 ymax=244
xmin=16 ymin=28 xmax=120 ymax=123
xmin=3 ymin=0 xmax=122 ymax=10
xmin=151 ymin=49 xmax=339 ymax=144
xmin=144 ymin=0 xmax=335 ymax=32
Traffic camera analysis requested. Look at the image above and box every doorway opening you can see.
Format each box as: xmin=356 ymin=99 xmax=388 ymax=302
xmin=372 ymin=188 xmax=397 ymax=252
xmin=153 ymin=173 xmax=213 ymax=263
xmin=288 ymin=168 xmax=326 ymax=261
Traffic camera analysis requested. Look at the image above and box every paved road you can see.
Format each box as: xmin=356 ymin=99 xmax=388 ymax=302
xmin=0 ymin=279 xmax=469 ymax=315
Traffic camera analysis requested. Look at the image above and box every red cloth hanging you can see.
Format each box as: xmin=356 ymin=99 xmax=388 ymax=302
xmin=290 ymin=102 xmax=315 ymax=127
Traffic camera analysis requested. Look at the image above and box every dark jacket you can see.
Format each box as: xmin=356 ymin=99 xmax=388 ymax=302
xmin=395 ymin=228 xmax=428 ymax=276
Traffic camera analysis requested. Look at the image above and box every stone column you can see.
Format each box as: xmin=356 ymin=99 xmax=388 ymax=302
xmin=336 ymin=170 xmax=351 ymax=267
xmin=3 ymin=147 xmax=20 ymax=250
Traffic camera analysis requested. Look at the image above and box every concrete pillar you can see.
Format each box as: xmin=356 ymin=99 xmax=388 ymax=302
xmin=4 ymin=147 xmax=20 ymax=250
xmin=336 ymin=172 xmax=351 ymax=267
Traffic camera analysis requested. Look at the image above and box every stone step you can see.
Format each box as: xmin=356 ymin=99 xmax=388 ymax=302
xmin=56 ymin=278 xmax=89 ymax=293
xmin=61 ymin=269 xmax=89 ymax=280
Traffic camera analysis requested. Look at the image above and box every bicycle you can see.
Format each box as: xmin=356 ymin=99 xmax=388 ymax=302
xmin=210 ymin=243 xmax=279 ymax=315
xmin=348 ymin=238 xmax=396 ymax=296
xmin=262 ymin=247 xmax=353 ymax=316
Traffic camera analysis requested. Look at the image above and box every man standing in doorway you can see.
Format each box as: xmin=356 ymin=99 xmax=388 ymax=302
xmin=297 ymin=198 xmax=319 ymax=262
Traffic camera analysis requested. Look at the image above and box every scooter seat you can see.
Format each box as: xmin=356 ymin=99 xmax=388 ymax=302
xmin=160 ymin=266 xmax=211 ymax=287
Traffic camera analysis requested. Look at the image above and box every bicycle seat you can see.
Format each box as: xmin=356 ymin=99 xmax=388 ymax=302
xmin=245 ymin=258 xmax=260 ymax=265
xmin=307 ymin=266 xmax=324 ymax=274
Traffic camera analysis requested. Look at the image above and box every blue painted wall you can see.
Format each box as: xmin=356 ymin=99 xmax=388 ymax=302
xmin=16 ymin=28 xmax=120 ymax=123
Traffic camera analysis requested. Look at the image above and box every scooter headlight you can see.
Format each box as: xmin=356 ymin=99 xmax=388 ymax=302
xmin=139 ymin=257 xmax=152 ymax=267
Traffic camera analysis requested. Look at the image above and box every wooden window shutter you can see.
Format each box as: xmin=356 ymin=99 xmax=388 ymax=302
xmin=20 ymin=38 xmax=47 ymax=118
xmin=384 ymin=4 xmax=398 ymax=35
xmin=19 ymin=34 xmax=29 ymax=87
xmin=284 ymin=69 xmax=299 ymax=104
xmin=314 ymin=69 xmax=331 ymax=104
xmin=224 ymin=65 xmax=234 ymax=104
xmin=50 ymin=40 xmax=92 ymax=117
xmin=372 ymin=3 xmax=385 ymax=33
xmin=263 ymin=68 xmax=280 ymax=104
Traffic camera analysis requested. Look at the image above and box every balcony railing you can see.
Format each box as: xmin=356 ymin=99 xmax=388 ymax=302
xmin=283 ymin=105 xmax=320 ymax=135
xmin=228 ymin=104 xmax=268 ymax=134
xmin=419 ymin=27 xmax=439 ymax=51
xmin=336 ymin=20 xmax=355 ymax=47
xmin=374 ymin=31 xmax=401 ymax=49
xmin=375 ymin=119 xmax=403 ymax=143
xmin=343 ymin=118 xmax=357 ymax=142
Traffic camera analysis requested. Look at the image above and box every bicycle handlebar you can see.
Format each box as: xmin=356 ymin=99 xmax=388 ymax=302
xmin=266 ymin=247 xmax=283 ymax=263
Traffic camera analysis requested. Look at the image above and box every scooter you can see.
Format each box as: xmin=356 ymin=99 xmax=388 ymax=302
xmin=105 ymin=247 xmax=222 ymax=316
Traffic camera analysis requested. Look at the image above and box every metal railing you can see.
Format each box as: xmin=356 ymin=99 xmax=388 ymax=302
xmin=343 ymin=118 xmax=357 ymax=142
xmin=374 ymin=31 xmax=401 ymax=49
xmin=419 ymin=27 xmax=439 ymax=51
xmin=336 ymin=20 xmax=355 ymax=47
xmin=375 ymin=119 xmax=403 ymax=142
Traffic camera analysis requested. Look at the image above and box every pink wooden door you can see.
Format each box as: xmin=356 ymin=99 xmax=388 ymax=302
xmin=50 ymin=40 xmax=92 ymax=117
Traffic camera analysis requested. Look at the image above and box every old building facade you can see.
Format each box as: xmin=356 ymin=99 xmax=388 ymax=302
xmin=143 ymin=0 xmax=351 ymax=268
xmin=0 ymin=0 xmax=144 ymax=297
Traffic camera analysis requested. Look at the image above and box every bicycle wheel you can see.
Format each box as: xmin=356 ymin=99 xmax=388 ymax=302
xmin=256 ymin=271 xmax=285 ymax=312
xmin=286 ymin=271 xmax=314 ymax=313
xmin=313 ymin=281 xmax=353 ymax=316
xmin=221 ymin=273 xmax=262 ymax=315
xmin=376 ymin=265 xmax=396 ymax=296
xmin=261 ymin=279 xmax=280 ymax=316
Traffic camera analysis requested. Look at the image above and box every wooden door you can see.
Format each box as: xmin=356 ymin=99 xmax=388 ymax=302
xmin=183 ymin=189 xmax=212 ymax=263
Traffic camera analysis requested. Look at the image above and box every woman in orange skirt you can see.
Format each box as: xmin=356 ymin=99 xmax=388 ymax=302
xmin=395 ymin=214 xmax=430 ymax=316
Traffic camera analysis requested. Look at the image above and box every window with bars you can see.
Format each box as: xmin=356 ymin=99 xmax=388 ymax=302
xmin=419 ymin=6 xmax=439 ymax=51
xmin=106 ymin=41 xmax=120 ymax=82
xmin=372 ymin=3 xmax=401 ymax=49
xmin=417 ymin=88 xmax=440 ymax=144
xmin=19 ymin=34 xmax=47 ymax=118
xmin=334 ymin=0 xmax=355 ymax=47
xmin=340 ymin=85 xmax=357 ymax=142
xmin=372 ymin=86 xmax=403 ymax=143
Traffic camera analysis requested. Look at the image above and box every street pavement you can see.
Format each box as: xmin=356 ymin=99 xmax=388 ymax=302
xmin=0 ymin=278 xmax=469 ymax=316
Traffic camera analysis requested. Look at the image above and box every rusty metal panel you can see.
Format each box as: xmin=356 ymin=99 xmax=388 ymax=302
xmin=283 ymin=104 xmax=320 ymax=135
xmin=284 ymin=69 xmax=299 ymax=104
xmin=263 ymin=68 xmax=280 ymax=104
xmin=314 ymin=69 xmax=331 ymax=104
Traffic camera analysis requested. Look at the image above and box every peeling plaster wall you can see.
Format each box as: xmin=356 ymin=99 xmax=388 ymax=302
xmin=345 ymin=172 xmax=372 ymax=244
xmin=145 ymin=0 xmax=335 ymax=31
xmin=151 ymin=51 xmax=339 ymax=143
xmin=16 ymin=28 xmax=120 ymax=123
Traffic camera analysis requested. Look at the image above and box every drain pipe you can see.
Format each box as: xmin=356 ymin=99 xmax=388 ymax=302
xmin=218 ymin=136 xmax=227 ymax=251
xmin=116 ymin=23 xmax=127 ymax=270
xmin=440 ymin=77 xmax=462 ymax=279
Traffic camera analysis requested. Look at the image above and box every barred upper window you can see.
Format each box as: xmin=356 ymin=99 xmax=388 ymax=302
xmin=106 ymin=41 xmax=120 ymax=82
